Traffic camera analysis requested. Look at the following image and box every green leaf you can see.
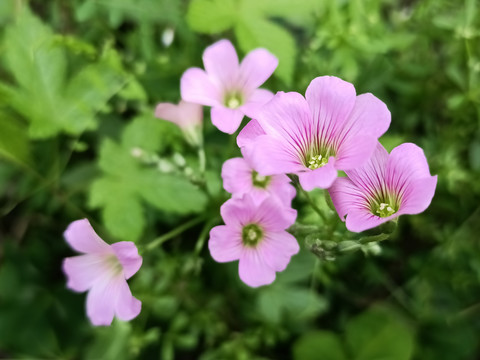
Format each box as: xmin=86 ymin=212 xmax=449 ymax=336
xmin=2 ymin=10 xmax=129 ymax=138
xmin=187 ymin=0 xmax=237 ymax=34
xmin=121 ymin=115 xmax=169 ymax=153
xmin=257 ymin=283 xmax=328 ymax=324
xmin=235 ymin=17 xmax=296 ymax=85
xmin=293 ymin=331 xmax=347 ymax=360
xmin=90 ymin=178 xmax=145 ymax=242
xmin=253 ymin=0 xmax=321 ymax=27
xmin=345 ymin=305 xmax=414 ymax=360
xmin=89 ymin=139 xmax=208 ymax=241
xmin=0 ymin=113 xmax=31 ymax=168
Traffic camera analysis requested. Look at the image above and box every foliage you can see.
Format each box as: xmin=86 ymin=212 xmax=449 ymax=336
xmin=1 ymin=0 xmax=480 ymax=359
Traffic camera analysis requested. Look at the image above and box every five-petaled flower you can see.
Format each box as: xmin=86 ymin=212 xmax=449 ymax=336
xmin=329 ymin=143 xmax=437 ymax=232
xmin=63 ymin=219 xmax=142 ymax=326
xmin=222 ymin=156 xmax=296 ymax=207
xmin=208 ymin=194 xmax=299 ymax=287
xmin=242 ymin=76 xmax=391 ymax=191
xmin=181 ymin=39 xmax=278 ymax=134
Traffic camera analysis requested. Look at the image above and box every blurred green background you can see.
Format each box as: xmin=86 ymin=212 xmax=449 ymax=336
xmin=0 ymin=0 xmax=479 ymax=359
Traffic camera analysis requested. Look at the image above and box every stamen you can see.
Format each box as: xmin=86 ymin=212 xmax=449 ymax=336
xmin=308 ymin=154 xmax=328 ymax=170
xmin=242 ymin=224 xmax=263 ymax=247
xmin=375 ymin=202 xmax=396 ymax=217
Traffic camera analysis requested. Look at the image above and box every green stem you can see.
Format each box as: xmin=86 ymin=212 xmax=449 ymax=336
xmin=145 ymin=215 xmax=205 ymax=251
xmin=194 ymin=216 xmax=220 ymax=256
xmin=291 ymin=177 xmax=328 ymax=223
xmin=198 ymin=146 xmax=206 ymax=176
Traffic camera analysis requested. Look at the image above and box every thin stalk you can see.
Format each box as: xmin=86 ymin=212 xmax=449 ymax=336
xmin=145 ymin=215 xmax=205 ymax=251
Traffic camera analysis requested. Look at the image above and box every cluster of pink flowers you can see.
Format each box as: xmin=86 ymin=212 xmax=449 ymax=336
xmin=64 ymin=39 xmax=437 ymax=326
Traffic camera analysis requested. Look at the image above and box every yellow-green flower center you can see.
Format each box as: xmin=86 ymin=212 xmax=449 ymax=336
xmin=242 ymin=224 xmax=263 ymax=247
xmin=375 ymin=202 xmax=397 ymax=217
xmin=252 ymin=171 xmax=271 ymax=188
xmin=106 ymin=254 xmax=123 ymax=275
xmin=307 ymin=154 xmax=329 ymax=169
xmin=224 ymin=93 xmax=243 ymax=109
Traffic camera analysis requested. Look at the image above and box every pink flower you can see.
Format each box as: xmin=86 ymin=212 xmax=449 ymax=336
xmin=329 ymin=143 xmax=437 ymax=232
xmin=62 ymin=219 xmax=142 ymax=326
xmin=208 ymin=195 xmax=299 ymax=287
xmin=180 ymin=39 xmax=278 ymax=134
xmin=155 ymin=100 xmax=203 ymax=145
xmin=222 ymin=156 xmax=296 ymax=206
xmin=243 ymin=76 xmax=391 ymax=191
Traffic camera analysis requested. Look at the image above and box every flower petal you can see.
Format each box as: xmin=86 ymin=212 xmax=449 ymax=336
xmin=398 ymin=176 xmax=437 ymax=215
xmin=386 ymin=143 xmax=433 ymax=195
xmin=221 ymin=157 xmax=253 ymax=195
xmin=203 ymin=39 xmax=239 ymax=90
xmin=208 ymin=225 xmax=243 ymax=262
xmin=181 ymin=67 xmax=221 ymax=107
xmin=253 ymin=196 xmax=297 ymax=231
xmin=339 ymin=93 xmax=391 ymax=139
xmin=114 ymin=276 xmax=142 ymax=321
xmin=256 ymin=91 xmax=312 ymax=155
xmin=328 ymin=177 xmax=369 ymax=222
xmin=111 ymin=242 xmax=142 ymax=280
xmin=304 ymin=76 xmax=356 ymax=145
xmin=335 ymin=134 xmax=377 ymax=170
xmin=238 ymin=48 xmax=278 ymax=91
xmin=260 ymin=231 xmax=299 ymax=272
xmin=238 ymin=248 xmax=276 ymax=287
xmin=298 ymin=157 xmax=337 ymax=191
xmin=154 ymin=101 xmax=202 ymax=129
xmin=63 ymin=254 xmax=110 ymax=292
xmin=220 ymin=197 xmax=255 ymax=228
xmin=249 ymin=134 xmax=305 ymax=175
xmin=211 ymin=106 xmax=244 ymax=134
xmin=237 ymin=119 xmax=265 ymax=148
xmin=345 ymin=209 xmax=394 ymax=233
xmin=345 ymin=143 xmax=389 ymax=198
xmin=241 ymin=89 xmax=274 ymax=119
xmin=268 ymin=175 xmax=296 ymax=206
xmin=64 ymin=219 xmax=110 ymax=254
xmin=86 ymin=277 xmax=116 ymax=326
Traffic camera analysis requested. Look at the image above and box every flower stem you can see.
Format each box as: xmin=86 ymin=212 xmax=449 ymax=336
xmin=289 ymin=174 xmax=328 ymax=223
xmin=145 ymin=215 xmax=205 ymax=251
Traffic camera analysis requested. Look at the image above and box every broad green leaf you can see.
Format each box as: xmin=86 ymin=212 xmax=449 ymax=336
xmin=76 ymin=0 xmax=182 ymax=27
xmin=235 ymin=17 xmax=296 ymax=85
xmin=345 ymin=305 xmax=414 ymax=360
xmin=121 ymin=115 xmax=170 ymax=153
xmin=2 ymin=9 xmax=129 ymax=138
xmin=90 ymin=139 xmax=207 ymax=241
xmin=0 ymin=113 xmax=31 ymax=167
xmin=90 ymin=178 xmax=145 ymax=242
xmin=257 ymin=284 xmax=328 ymax=324
xmin=187 ymin=0 xmax=237 ymax=34
xmin=253 ymin=0 xmax=321 ymax=27
xmin=293 ymin=331 xmax=347 ymax=360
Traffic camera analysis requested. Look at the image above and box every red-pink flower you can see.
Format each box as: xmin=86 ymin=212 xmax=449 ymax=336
xmin=208 ymin=195 xmax=299 ymax=287
xmin=243 ymin=76 xmax=391 ymax=191
xmin=63 ymin=219 xmax=142 ymax=326
xmin=221 ymin=156 xmax=295 ymax=206
xmin=329 ymin=143 xmax=437 ymax=232
xmin=181 ymin=39 xmax=278 ymax=134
